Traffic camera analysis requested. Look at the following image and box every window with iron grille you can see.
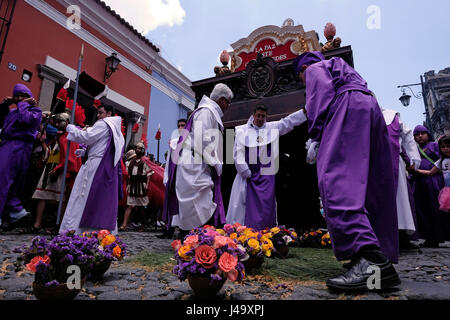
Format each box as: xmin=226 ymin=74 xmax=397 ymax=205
xmin=0 ymin=0 xmax=17 ymax=64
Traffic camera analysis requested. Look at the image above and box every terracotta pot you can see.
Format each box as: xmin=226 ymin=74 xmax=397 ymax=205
xmin=242 ymin=255 xmax=264 ymax=271
xmin=32 ymin=279 xmax=85 ymax=300
xmin=274 ymin=244 xmax=289 ymax=258
xmin=88 ymin=260 xmax=112 ymax=282
xmin=187 ymin=274 xmax=226 ymax=296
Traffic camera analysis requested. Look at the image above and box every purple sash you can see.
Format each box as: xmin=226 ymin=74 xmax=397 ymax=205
xmin=79 ymin=128 xmax=120 ymax=230
xmin=161 ymin=107 xmax=225 ymax=228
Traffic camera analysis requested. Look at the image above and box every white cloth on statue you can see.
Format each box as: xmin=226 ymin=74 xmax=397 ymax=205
xmin=175 ymin=96 xmax=224 ymax=230
xmin=59 ymin=116 xmax=124 ymax=235
xmin=383 ymin=108 xmax=420 ymax=233
xmin=226 ymin=109 xmax=307 ymax=225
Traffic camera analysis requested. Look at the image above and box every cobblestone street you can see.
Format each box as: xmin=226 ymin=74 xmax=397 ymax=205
xmin=1 ymin=231 xmax=449 ymax=300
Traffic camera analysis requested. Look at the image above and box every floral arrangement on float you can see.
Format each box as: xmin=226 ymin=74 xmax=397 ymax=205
xmin=171 ymin=226 xmax=246 ymax=296
xmin=81 ymin=229 xmax=127 ymax=281
xmin=14 ymin=231 xmax=99 ymax=299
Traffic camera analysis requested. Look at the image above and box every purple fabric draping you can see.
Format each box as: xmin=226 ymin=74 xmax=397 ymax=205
xmin=387 ymin=115 xmax=401 ymax=194
xmin=305 ymin=57 xmax=399 ymax=263
xmin=410 ymin=141 xmax=448 ymax=242
xmin=0 ymin=84 xmax=41 ymax=219
xmin=78 ymin=128 xmax=121 ymax=230
xmin=161 ymin=107 xmax=225 ymax=229
xmin=244 ymin=144 xmax=277 ymax=230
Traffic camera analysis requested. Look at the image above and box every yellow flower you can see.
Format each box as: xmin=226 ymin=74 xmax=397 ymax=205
xmin=216 ymin=229 xmax=226 ymax=235
xmin=263 ymin=249 xmax=272 ymax=257
xmin=292 ymin=232 xmax=298 ymax=237
xmin=101 ymin=235 xmax=116 ymax=247
xmin=230 ymin=233 xmax=237 ymax=240
xmin=237 ymin=235 xmax=246 ymax=243
xmin=317 ymin=230 xmax=322 ymax=234
xmin=248 ymin=238 xmax=260 ymax=252
xmin=270 ymin=227 xmax=280 ymax=234
xmin=178 ymin=245 xmax=192 ymax=261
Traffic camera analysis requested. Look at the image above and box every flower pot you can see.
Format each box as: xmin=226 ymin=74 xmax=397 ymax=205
xmin=32 ymin=279 xmax=85 ymax=300
xmin=187 ymin=274 xmax=226 ymax=297
xmin=274 ymin=244 xmax=289 ymax=259
xmin=88 ymin=260 xmax=112 ymax=282
xmin=242 ymin=255 xmax=264 ymax=271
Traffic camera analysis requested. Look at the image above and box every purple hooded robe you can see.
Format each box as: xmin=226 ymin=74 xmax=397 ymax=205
xmin=0 ymin=84 xmax=42 ymax=219
xmin=298 ymin=53 xmax=399 ymax=263
xmin=409 ymin=125 xmax=447 ymax=243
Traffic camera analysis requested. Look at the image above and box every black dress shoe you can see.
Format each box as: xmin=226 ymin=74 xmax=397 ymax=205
xmin=421 ymin=240 xmax=440 ymax=248
xmin=327 ymin=256 xmax=401 ymax=292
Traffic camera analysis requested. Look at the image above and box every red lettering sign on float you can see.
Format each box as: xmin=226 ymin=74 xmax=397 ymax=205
xmin=234 ymin=39 xmax=297 ymax=72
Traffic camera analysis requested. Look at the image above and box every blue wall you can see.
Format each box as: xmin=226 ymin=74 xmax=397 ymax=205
xmin=147 ymin=86 xmax=190 ymax=162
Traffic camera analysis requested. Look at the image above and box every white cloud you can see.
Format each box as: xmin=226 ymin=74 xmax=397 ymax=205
xmin=102 ymin=0 xmax=186 ymax=33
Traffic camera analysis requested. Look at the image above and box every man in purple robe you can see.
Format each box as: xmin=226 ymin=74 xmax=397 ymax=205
xmin=409 ymin=125 xmax=447 ymax=247
xmin=294 ymin=52 xmax=400 ymax=292
xmin=0 ymin=84 xmax=42 ymax=230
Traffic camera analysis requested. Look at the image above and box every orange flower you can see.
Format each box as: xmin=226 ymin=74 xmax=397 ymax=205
xmin=218 ymin=252 xmax=238 ymax=273
xmin=26 ymin=255 xmax=51 ymax=272
xmin=171 ymin=240 xmax=182 ymax=251
xmin=178 ymin=245 xmax=192 ymax=261
xmin=113 ymin=245 xmax=122 ymax=259
xmin=195 ymin=245 xmax=217 ymax=269
xmin=184 ymin=235 xmax=199 ymax=248
xmin=101 ymin=234 xmax=116 ymax=247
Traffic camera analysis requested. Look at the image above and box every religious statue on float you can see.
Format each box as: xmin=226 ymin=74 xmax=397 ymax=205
xmin=320 ymin=22 xmax=342 ymax=52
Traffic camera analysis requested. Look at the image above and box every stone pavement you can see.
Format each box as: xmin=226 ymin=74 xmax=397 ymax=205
xmin=0 ymin=231 xmax=449 ymax=300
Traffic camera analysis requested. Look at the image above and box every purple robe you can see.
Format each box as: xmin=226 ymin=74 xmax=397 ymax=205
xmin=78 ymin=128 xmax=121 ymax=230
xmin=305 ymin=57 xmax=399 ymax=263
xmin=244 ymin=144 xmax=277 ymax=230
xmin=161 ymin=107 xmax=225 ymax=229
xmin=410 ymin=141 xmax=447 ymax=242
xmin=0 ymin=84 xmax=41 ymax=219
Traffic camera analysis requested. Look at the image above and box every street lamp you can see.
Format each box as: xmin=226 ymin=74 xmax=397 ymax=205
xmin=397 ymin=83 xmax=422 ymax=107
xmin=104 ymin=52 xmax=121 ymax=82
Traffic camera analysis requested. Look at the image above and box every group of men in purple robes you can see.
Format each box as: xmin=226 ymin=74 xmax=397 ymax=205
xmin=0 ymin=84 xmax=42 ymax=230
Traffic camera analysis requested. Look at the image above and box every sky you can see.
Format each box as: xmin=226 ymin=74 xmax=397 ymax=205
xmin=102 ymin=0 xmax=450 ymax=131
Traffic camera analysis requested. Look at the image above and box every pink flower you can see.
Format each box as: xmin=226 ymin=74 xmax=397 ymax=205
xmin=26 ymin=255 xmax=51 ymax=272
xmin=171 ymin=240 xmax=182 ymax=251
xmin=227 ymin=268 xmax=239 ymax=281
xmin=226 ymin=238 xmax=237 ymax=248
xmin=213 ymin=236 xmax=229 ymax=248
xmin=237 ymin=226 xmax=246 ymax=233
xmin=206 ymin=230 xmax=220 ymax=237
xmin=184 ymin=235 xmax=199 ymax=248
xmin=98 ymin=229 xmax=110 ymax=240
xmin=223 ymin=224 xmax=234 ymax=233
xmin=195 ymin=245 xmax=217 ymax=269
xmin=218 ymin=252 xmax=238 ymax=273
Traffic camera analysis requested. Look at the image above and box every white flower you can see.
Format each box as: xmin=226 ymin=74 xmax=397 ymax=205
xmin=283 ymin=235 xmax=293 ymax=245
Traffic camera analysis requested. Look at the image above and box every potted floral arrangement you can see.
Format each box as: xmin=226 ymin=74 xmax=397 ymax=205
xmin=262 ymin=226 xmax=299 ymax=258
xmin=14 ymin=231 xmax=98 ymax=300
xmin=299 ymin=229 xmax=331 ymax=248
xmin=81 ymin=230 xmax=127 ymax=282
xmin=171 ymin=226 xmax=246 ymax=296
xmin=221 ymin=223 xmax=273 ymax=270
